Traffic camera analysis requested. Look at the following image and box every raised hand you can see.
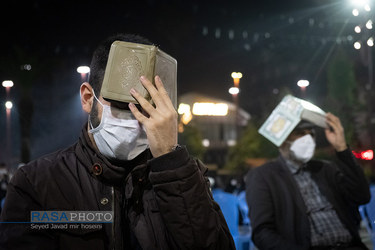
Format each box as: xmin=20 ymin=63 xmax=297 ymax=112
xmin=128 ymin=75 xmax=178 ymax=158
xmin=325 ymin=112 xmax=347 ymax=152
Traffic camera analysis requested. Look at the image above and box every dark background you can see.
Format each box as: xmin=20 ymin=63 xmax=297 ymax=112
xmin=0 ymin=0 xmax=367 ymax=163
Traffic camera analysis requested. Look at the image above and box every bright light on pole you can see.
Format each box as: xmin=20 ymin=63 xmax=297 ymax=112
xmin=355 ymin=26 xmax=362 ymax=33
xmin=77 ymin=66 xmax=90 ymax=74
xmin=202 ymin=139 xmax=210 ymax=147
xmin=297 ymin=80 xmax=310 ymax=88
xmin=77 ymin=66 xmax=90 ymax=82
xmin=368 ymin=37 xmax=374 ymax=46
xmin=21 ymin=64 xmax=32 ymax=71
xmin=231 ymin=72 xmax=243 ymax=78
xmin=231 ymin=72 xmax=242 ymax=86
xmin=297 ymin=80 xmax=309 ymax=98
xmin=228 ymin=87 xmax=240 ymax=95
xmin=230 ymin=72 xmax=242 ymax=142
xmin=354 ymin=41 xmax=362 ymax=49
xmin=2 ymin=80 xmax=14 ymax=88
xmin=5 ymin=101 xmax=13 ymax=110
xmin=2 ymin=80 xmax=14 ymax=98
xmin=366 ymin=20 xmax=373 ymax=29
xmin=5 ymin=100 xmax=13 ymax=165
xmin=352 ymin=8 xmax=360 ymax=16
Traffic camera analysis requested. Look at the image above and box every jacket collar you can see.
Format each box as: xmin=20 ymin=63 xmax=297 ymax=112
xmin=75 ymin=123 xmax=152 ymax=186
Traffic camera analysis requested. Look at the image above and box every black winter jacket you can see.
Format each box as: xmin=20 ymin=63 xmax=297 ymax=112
xmin=246 ymin=150 xmax=371 ymax=250
xmin=0 ymin=126 xmax=235 ymax=250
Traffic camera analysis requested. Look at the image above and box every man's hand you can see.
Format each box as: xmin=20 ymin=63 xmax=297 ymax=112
xmin=325 ymin=112 xmax=347 ymax=152
xmin=128 ymin=75 xmax=178 ymax=158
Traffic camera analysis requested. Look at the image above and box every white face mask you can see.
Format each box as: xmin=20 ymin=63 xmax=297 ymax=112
xmin=89 ymin=93 xmax=149 ymax=161
xmin=289 ymin=134 xmax=316 ymax=163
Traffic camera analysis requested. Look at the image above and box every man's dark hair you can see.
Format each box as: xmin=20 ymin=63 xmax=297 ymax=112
xmin=88 ymin=33 xmax=153 ymax=128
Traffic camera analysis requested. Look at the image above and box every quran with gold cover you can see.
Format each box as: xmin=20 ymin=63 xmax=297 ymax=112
xmin=100 ymin=41 xmax=177 ymax=108
xmin=258 ymin=95 xmax=328 ymax=146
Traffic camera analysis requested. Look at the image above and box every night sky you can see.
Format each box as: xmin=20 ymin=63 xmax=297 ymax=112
xmin=0 ymin=0 xmax=367 ymax=164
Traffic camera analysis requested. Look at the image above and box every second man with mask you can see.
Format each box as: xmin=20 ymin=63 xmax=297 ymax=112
xmin=246 ymin=110 xmax=370 ymax=250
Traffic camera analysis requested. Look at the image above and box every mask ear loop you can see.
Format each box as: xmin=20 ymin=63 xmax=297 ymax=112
xmin=89 ymin=90 xmax=105 ymax=130
xmin=92 ymin=89 xmax=105 ymax=107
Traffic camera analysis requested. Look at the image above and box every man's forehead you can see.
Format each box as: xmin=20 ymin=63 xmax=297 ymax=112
xmin=289 ymin=128 xmax=316 ymax=139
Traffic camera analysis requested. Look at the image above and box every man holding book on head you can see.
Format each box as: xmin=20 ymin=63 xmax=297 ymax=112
xmin=0 ymin=34 xmax=235 ymax=250
xmin=246 ymin=95 xmax=370 ymax=250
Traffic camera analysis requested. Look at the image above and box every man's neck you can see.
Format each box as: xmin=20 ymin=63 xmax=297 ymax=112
xmin=87 ymin=123 xmax=99 ymax=151
xmin=279 ymin=149 xmax=304 ymax=167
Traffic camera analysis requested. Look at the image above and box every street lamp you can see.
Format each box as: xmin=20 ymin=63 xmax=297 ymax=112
xmin=2 ymin=80 xmax=14 ymax=98
xmin=231 ymin=72 xmax=242 ymax=87
xmin=2 ymin=80 xmax=14 ymax=88
xmin=230 ymin=72 xmax=242 ymax=142
xmin=202 ymin=139 xmax=210 ymax=147
xmin=297 ymin=79 xmax=309 ymax=88
xmin=297 ymin=79 xmax=309 ymax=97
xmin=77 ymin=66 xmax=90 ymax=82
xmin=4 ymin=100 xmax=13 ymax=166
xmin=77 ymin=66 xmax=90 ymax=74
xmin=366 ymin=19 xmax=373 ymax=29
xmin=228 ymin=87 xmax=240 ymax=95
xmin=354 ymin=41 xmax=362 ymax=49
xmin=2 ymin=81 xmax=14 ymax=164
xmin=5 ymin=101 xmax=13 ymax=110
xmin=368 ymin=37 xmax=374 ymax=46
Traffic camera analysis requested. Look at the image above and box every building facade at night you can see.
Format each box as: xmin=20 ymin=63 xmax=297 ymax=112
xmin=178 ymin=92 xmax=250 ymax=168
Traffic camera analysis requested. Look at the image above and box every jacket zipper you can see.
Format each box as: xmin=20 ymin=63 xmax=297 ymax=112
xmin=111 ymin=186 xmax=115 ymax=250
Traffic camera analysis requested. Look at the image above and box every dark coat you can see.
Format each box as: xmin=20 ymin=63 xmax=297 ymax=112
xmin=0 ymin=126 xmax=235 ymax=250
xmin=245 ymin=150 xmax=371 ymax=250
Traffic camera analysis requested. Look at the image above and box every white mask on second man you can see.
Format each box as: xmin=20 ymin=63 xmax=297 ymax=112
xmin=289 ymin=134 xmax=316 ymax=163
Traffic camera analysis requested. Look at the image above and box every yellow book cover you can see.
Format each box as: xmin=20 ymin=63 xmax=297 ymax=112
xmin=100 ymin=41 xmax=177 ymax=108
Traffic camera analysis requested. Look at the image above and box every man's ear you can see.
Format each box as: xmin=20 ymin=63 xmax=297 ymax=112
xmin=80 ymin=82 xmax=94 ymax=114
